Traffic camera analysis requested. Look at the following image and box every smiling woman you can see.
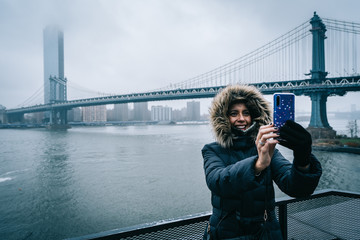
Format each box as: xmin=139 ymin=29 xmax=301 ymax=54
xmin=228 ymin=102 xmax=253 ymax=132
xmin=202 ymin=85 xmax=322 ymax=239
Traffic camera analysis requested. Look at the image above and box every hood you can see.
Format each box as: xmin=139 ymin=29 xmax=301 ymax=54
xmin=209 ymin=85 xmax=272 ymax=148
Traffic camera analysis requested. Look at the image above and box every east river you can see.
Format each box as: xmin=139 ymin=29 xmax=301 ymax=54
xmin=0 ymin=121 xmax=359 ymax=240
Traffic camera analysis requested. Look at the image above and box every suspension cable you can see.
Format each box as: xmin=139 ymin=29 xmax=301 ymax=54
xmin=17 ymin=85 xmax=44 ymax=107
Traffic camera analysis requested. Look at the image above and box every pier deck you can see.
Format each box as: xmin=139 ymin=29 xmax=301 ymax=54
xmin=67 ymin=189 xmax=360 ymax=240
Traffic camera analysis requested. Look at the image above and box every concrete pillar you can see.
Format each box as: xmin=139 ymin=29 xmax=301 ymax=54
xmin=307 ymin=92 xmax=336 ymax=139
xmin=46 ymin=108 xmax=70 ymax=129
xmin=309 ymin=92 xmax=330 ymax=128
xmin=49 ymin=110 xmax=53 ymax=124
xmin=59 ymin=109 xmax=68 ymax=124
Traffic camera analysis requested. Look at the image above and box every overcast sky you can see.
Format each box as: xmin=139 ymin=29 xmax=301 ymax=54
xmin=1 ymin=0 xmax=359 ymax=114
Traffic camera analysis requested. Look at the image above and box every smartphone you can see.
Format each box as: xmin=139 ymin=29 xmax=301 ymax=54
xmin=273 ymin=93 xmax=295 ymax=129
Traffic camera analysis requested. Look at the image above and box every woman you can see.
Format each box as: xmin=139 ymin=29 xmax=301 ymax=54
xmin=202 ymin=85 xmax=322 ymax=239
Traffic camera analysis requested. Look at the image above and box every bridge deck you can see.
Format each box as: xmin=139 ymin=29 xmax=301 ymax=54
xmin=66 ymin=189 xmax=360 ymax=240
xmin=6 ymin=76 xmax=360 ymax=115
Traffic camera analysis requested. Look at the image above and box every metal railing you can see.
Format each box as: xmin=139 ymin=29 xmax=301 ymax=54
xmin=67 ymin=189 xmax=360 ymax=240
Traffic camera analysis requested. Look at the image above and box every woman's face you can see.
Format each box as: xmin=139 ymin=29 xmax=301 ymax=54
xmin=228 ymin=103 xmax=252 ymax=131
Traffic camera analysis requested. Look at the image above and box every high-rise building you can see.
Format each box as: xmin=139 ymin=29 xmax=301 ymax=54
xmin=172 ymin=108 xmax=187 ymax=122
xmin=186 ymin=101 xmax=200 ymax=121
xmin=113 ymin=103 xmax=129 ymax=121
xmin=0 ymin=105 xmax=6 ymax=124
xmin=67 ymin=107 xmax=82 ymax=122
xmin=82 ymin=105 xmax=107 ymax=122
xmin=107 ymin=109 xmax=114 ymax=121
xmin=43 ymin=25 xmax=66 ymax=104
xmin=134 ymin=102 xmax=149 ymax=121
xmin=151 ymin=106 xmax=172 ymax=121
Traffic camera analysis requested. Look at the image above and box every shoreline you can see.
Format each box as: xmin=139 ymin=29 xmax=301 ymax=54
xmin=0 ymin=120 xmax=210 ymax=129
xmin=313 ymin=145 xmax=360 ymax=154
xmin=2 ymin=122 xmax=360 ymax=155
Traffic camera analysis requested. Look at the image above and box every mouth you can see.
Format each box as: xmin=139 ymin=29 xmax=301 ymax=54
xmin=234 ymin=125 xmax=247 ymax=130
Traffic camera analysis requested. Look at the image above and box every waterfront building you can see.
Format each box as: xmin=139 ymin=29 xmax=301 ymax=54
xmin=186 ymin=101 xmax=200 ymax=121
xmin=67 ymin=107 xmax=82 ymax=122
xmin=26 ymin=112 xmax=44 ymax=124
xmin=134 ymin=102 xmax=150 ymax=121
xmin=151 ymin=106 xmax=172 ymax=121
xmin=113 ymin=103 xmax=129 ymax=121
xmin=0 ymin=105 xmax=6 ymax=124
xmin=107 ymin=109 xmax=114 ymax=121
xmin=172 ymin=108 xmax=187 ymax=122
xmin=82 ymin=105 xmax=107 ymax=122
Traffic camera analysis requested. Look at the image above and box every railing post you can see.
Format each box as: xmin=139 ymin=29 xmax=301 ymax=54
xmin=278 ymin=204 xmax=287 ymax=239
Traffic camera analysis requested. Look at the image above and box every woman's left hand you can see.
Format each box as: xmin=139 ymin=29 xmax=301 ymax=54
xmin=278 ymin=120 xmax=312 ymax=168
xmin=255 ymin=123 xmax=279 ymax=173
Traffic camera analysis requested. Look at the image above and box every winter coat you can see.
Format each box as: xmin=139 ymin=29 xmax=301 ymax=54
xmin=202 ymin=85 xmax=322 ymax=239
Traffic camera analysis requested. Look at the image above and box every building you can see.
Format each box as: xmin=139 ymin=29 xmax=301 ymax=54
xmin=113 ymin=103 xmax=129 ymax=121
xmin=27 ymin=112 xmax=44 ymax=123
xmin=82 ymin=105 xmax=107 ymax=122
xmin=0 ymin=105 xmax=6 ymax=124
xmin=186 ymin=101 xmax=200 ymax=121
xmin=133 ymin=102 xmax=150 ymax=121
xmin=151 ymin=106 xmax=172 ymax=121
xmin=67 ymin=107 xmax=82 ymax=122
xmin=106 ymin=109 xmax=114 ymax=121
xmin=43 ymin=25 xmax=66 ymax=104
xmin=172 ymin=108 xmax=187 ymax=122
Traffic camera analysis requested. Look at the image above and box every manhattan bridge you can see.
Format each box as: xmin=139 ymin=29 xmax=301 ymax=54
xmin=3 ymin=12 xmax=360 ymax=138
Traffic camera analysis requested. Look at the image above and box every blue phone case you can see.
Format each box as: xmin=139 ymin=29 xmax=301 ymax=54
xmin=273 ymin=93 xmax=295 ymax=129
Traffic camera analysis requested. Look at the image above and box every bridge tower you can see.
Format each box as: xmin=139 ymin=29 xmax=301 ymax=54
xmin=306 ymin=12 xmax=336 ymax=139
xmin=43 ymin=25 xmax=69 ymax=127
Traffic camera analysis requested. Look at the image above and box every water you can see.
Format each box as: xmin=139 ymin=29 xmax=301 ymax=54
xmin=0 ymin=122 xmax=359 ymax=240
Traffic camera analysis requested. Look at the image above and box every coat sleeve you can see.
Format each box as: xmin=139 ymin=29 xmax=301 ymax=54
xmin=270 ymin=149 xmax=322 ymax=198
xmin=202 ymin=143 xmax=261 ymax=198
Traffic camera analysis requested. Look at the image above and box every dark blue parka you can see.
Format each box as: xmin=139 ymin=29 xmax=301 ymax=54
xmin=202 ymin=85 xmax=322 ymax=239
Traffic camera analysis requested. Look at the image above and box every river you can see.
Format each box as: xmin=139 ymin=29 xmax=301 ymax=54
xmin=0 ymin=121 xmax=359 ymax=240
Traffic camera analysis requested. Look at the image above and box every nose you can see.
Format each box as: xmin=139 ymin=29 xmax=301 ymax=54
xmin=236 ymin=113 xmax=245 ymax=121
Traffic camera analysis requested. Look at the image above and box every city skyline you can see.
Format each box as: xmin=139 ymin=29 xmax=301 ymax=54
xmin=67 ymin=100 xmax=205 ymax=123
xmin=22 ymin=100 xmax=359 ymax=125
xmin=1 ymin=0 xmax=360 ymax=114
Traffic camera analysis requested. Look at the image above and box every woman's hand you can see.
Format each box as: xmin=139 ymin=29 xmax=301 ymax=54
xmin=255 ymin=123 xmax=279 ymax=174
xmin=278 ymin=120 xmax=312 ymax=169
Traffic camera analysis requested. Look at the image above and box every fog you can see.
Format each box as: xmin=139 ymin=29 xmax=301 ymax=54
xmin=0 ymin=0 xmax=359 ymax=114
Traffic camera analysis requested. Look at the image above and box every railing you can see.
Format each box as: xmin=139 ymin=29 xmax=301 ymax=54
xmin=67 ymin=189 xmax=360 ymax=240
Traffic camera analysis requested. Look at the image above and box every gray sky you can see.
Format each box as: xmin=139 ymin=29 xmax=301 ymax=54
xmin=0 ymin=0 xmax=359 ymax=114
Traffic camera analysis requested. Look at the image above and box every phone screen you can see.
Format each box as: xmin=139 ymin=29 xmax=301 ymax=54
xmin=273 ymin=93 xmax=295 ymax=129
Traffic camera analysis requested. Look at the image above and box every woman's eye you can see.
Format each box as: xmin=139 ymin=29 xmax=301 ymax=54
xmin=230 ymin=112 xmax=238 ymax=117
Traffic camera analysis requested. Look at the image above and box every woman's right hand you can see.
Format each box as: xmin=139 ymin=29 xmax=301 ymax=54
xmin=255 ymin=123 xmax=279 ymax=174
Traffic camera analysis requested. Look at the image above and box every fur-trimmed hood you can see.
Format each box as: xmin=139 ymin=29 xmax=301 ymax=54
xmin=209 ymin=85 xmax=272 ymax=148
